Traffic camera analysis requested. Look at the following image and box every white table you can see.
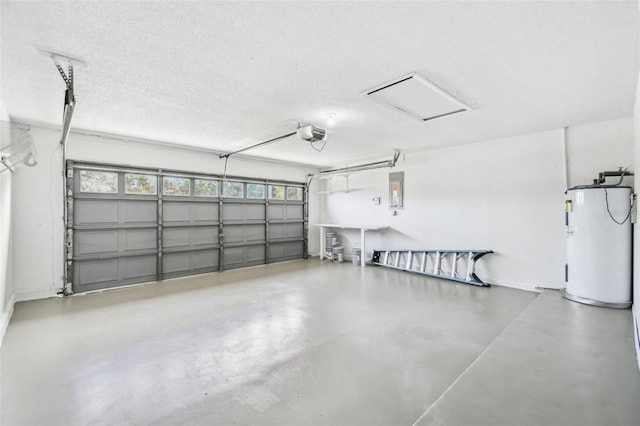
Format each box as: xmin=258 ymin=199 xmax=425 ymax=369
xmin=316 ymin=224 xmax=390 ymax=267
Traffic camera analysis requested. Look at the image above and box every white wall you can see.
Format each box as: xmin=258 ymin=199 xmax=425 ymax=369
xmin=0 ymin=100 xmax=15 ymax=345
xmin=10 ymin=126 xmax=319 ymax=300
xmin=566 ymin=118 xmax=634 ymax=188
xmin=320 ymin=118 xmax=633 ymax=291
xmin=8 ymin=118 xmax=634 ymax=299
xmin=11 ymin=126 xmax=64 ymax=300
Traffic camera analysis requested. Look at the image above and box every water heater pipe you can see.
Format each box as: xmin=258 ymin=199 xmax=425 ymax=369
xmin=562 ymin=127 xmax=568 ymax=190
xmin=593 ymin=168 xmax=634 ymax=185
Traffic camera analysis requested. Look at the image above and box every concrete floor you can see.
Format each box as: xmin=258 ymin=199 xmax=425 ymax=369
xmin=1 ymin=260 xmax=639 ymax=426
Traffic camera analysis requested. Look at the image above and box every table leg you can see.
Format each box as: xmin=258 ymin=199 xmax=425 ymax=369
xmin=319 ymin=226 xmax=325 ymax=260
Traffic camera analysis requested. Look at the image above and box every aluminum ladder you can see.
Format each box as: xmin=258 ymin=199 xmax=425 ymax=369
xmin=371 ymin=249 xmax=493 ymax=287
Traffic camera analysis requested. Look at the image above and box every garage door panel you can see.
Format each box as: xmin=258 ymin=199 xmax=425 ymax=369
xmin=123 ymin=255 xmax=157 ymax=279
xmin=269 ymin=223 xmax=285 ymax=240
xmin=268 ymin=223 xmax=303 ymax=242
xmin=163 ymin=226 xmax=219 ymax=248
xmin=74 ymin=229 xmax=156 ymax=256
xmin=267 ymin=205 xmax=284 ymax=221
xmin=192 ymin=249 xmax=219 ymax=269
xmin=286 ymin=205 xmax=303 ymax=220
xmin=225 ymin=224 xmax=265 ymax=244
xmin=247 ymin=245 xmax=265 ymax=263
xmin=163 ymin=249 xmax=220 ymax=274
xmin=194 ymin=226 xmax=219 ymax=246
xmin=75 ymin=200 xmax=156 ymax=226
xmin=124 ymin=229 xmax=157 ymax=251
xmin=246 ymin=225 xmax=265 ymax=242
xmin=74 ymin=230 xmax=119 ymax=256
xmin=75 ymin=200 xmax=119 ymax=225
xmin=163 ymin=203 xmax=190 ymax=222
xmin=193 ymin=204 xmax=218 ymax=222
xmin=163 ymin=228 xmax=190 ymax=248
xmin=245 ymin=204 xmax=265 ymax=221
xmin=223 ymin=247 xmax=244 ymax=267
xmin=222 ymin=204 xmax=242 ymax=221
xmin=75 ymin=258 xmax=119 ymax=285
xmin=123 ymin=201 xmax=157 ymax=223
xmin=164 ymin=202 xmax=218 ymax=224
xmin=285 ymin=241 xmax=304 ymax=257
xmin=163 ymin=252 xmax=189 ymax=273
xmin=73 ymin=255 xmax=157 ymax=292
xmin=224 ymin=245 xmax=265 ymax=269
xmin=269 ymin=241 xmax=303 ymax=262
xmin=224 ymin=226 xmax=244 ymax=243
xmin=285 ymin=223 xmax=303 ymax=239
xmin=269 ymin=243 xmax=286 ymax=259
xmin=267 ymin=204 xmax=303 ymax=221
xmin=223 ymin=203 xmax=264 ymax=222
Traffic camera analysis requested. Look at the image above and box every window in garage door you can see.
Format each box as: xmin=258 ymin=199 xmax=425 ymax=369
xmin=66 ymin=161 xmax=308 ymax=293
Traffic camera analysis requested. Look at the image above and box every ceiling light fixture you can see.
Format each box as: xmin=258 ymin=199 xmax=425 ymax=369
xmin=327 ymin=113 xmax=336 ymax=127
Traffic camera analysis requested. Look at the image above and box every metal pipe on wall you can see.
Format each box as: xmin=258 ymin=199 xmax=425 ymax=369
xmin=593 ymin=168 xmax=634 ymax=185
xmin=562 ymin=127 xmax=568 ymax=190
xmin=307 ymin=150 xmax=401 ymax=186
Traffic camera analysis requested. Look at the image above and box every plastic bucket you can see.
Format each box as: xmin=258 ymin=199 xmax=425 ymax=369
xmin=332 ymin=246 xmax=344 ymax=263
xmin=352 ymin=248 xmax=361 ymax=266
xmin=325 ymin=232 xmax=337 ymax=248
xmin=324 ymin=232 xmax=337 ymax=260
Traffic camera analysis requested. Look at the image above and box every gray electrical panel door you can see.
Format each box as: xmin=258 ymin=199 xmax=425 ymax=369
xmin=66 ymin=163 xmax=307 ymax=293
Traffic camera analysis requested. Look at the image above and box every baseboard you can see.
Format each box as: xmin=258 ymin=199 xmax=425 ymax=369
xmin=486 ymin=277 xmax=564 ymax=293
xmin=633 ymin=305 xmax=640 ymax=373
xmin=16 ymin=289 xmax=59 ymax=302
xmin=0 ymin=294 xmax=16 ymax=347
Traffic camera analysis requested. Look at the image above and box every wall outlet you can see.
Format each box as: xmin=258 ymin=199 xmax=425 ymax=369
xmin=372 ymin=197 xmax=381 ymax=205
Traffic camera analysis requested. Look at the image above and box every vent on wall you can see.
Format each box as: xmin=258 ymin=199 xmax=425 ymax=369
xmin=362 ymin=72 xmax=471 ymax=122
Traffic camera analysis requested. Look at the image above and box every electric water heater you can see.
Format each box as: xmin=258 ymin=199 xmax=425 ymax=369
xmin=564 ymin=185 xmax=632 ymax=308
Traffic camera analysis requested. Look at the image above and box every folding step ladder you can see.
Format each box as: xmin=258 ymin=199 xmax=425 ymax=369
xmin=371 ymin=249 xmax=493 ymax=287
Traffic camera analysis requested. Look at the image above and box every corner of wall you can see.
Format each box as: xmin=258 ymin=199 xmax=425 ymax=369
xmin=0 ymin=294 xmax=16 ymax=347
xmin=0 ymin=100 xmax=16 ymax=347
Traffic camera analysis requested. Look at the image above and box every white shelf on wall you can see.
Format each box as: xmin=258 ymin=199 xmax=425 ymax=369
xmin=318 ymin=190 xmax=353 ymax=194
xmin=315 ymin=175 xmax=356 ymax=195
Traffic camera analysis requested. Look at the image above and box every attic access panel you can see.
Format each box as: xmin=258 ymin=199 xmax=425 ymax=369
xmin=362 ymin=72 xmax=471 ymax=122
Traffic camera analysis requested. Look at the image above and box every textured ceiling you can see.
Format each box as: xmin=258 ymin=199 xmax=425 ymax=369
xmin=1 ymin=1 xmax=638 ymax=167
